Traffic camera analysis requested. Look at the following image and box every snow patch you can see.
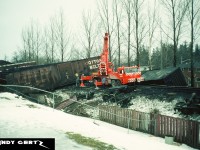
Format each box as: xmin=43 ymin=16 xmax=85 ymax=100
xmin=0 ymin=92 xmax=197 ymax=150
xmin=129 ymin=96 xmax=183 ymax=117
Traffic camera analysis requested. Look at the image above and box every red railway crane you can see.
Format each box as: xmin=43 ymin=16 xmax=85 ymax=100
xmin=80 ymin=33 xmax=144 ymax=87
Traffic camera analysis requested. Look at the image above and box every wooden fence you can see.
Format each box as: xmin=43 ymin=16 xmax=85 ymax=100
xmin=99 ymin=105 xmax=200 ymax=149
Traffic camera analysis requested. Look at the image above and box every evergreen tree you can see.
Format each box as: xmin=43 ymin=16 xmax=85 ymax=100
xmin=151 ymin=48 xmax=161 ymax=69
xmin=194 ymin=44 xmax=200 ymax=62
xmin=139 ymin=46 xmax=149 ymax=66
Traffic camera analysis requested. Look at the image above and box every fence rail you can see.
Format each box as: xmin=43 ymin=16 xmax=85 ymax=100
xmin=99 ymin=105 xmax=200 ymax=149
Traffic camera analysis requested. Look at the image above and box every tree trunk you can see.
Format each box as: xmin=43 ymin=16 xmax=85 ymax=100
xmin=172 ymin=1 xmax=177 ymax=67
xmin=191 ymin=0 xmax=194 ymax=87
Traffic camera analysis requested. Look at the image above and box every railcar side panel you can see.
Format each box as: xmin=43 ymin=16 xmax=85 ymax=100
xmin=5 ymin=56 xmax=100 ymax=91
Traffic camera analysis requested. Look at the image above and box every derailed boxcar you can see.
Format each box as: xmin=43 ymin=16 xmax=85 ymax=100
xmin=5 ymin=56 xmax=100 ymax=91
xmin=0 ymin=61 xmax=36 ymax=85
xmin=141 ymin=67 xmax=187 ymax=86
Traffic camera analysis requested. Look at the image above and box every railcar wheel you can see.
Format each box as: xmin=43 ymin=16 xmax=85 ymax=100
xmin=111 ymin=80 xmax=121 ymax=87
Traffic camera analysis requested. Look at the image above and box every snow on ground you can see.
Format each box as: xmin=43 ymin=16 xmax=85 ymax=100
xmin=0 ymin=92 xmax=197 ymax=150
xmin=98 ymin=96 xmax=183 ymax=119
xmin=129 ymin=96 xmax=183 ymax=117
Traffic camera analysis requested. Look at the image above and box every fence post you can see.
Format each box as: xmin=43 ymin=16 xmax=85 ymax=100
xmin=114 ymin=106 xmax=116 ymax=124
xmin=127 ymin=110 xmax=131 ymax=134
xmin=53 ymin=93 xmax=55 ymax=111
xmin=93 ymin=107 xmax=97 ymax=124
xmin=198 ymin=122 xmax=200 ymax=148
xmin=154 ymin=114 xmax=158 ymax=136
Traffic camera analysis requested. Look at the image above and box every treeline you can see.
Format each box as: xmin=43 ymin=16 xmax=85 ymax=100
xmin=12 ymin=9 xmax=72 ymax=64
xmin=139 ymin=42 xmax=200 ymax=70
xmin=10 ymin=0 xmax=200 ymax=73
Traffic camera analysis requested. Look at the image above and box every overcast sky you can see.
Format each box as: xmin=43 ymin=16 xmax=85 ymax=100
xmin=0 ymin=0 xmax=96 ymax=61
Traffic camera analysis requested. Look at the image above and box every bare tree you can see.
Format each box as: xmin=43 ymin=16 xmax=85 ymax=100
xmin=122 ymin=0 xmax=133 ymax=66
xmin=161 ymin=0 xmax=188 ymax=67
xmin=27 ymin=28 xmax=32 ymax=61
xmin=81 ymin=10 xmax=97 ymax=58
xmin=69 ymin=42 xmax=80 ymax=60
xmin=43 ymin=28 xmax=50 ymax=63
xmin=12 ymin=51 xmax=19 ymax=62
xmin=17 ymin=21 xmax=42 ymax=63
xmin=4 ymin=55 xmax=8 ymax=61
xmin=21 ymin=29 xmax=28 ymax=61
xmin=147 ymin=0 xmax=158 ymax=70
xmin=132 ymin=0 xmax=146 ymax=66
xmin=34 ymin=23 xmax=42 ymax=63
xmin=55 ymin=9 xmax=70 ymax=62
xmin=187 ymin=0 xmax=200 ymax=87
xmin=30 ymin=22 xmax=35 ymax=60
xmin=159 ymin=19 xmax=164 ymax=69
xmin=21 ymin=25 xmax=33 ymax=61
xmin=190 ymin=0 xmax=194 ymax=87
xmin=113 ymin=0 xmax=123 ymax=67
xmin=49 ymin=17 xmax=56 ymax=63
xmin=97 ymin=0 xmax=115 ymax=61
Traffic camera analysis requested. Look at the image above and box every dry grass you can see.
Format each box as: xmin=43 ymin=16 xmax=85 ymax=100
xmin=66 ymin=132 xmax=118 ymax=150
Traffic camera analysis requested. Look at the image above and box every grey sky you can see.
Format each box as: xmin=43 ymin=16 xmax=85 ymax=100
xmin=0 ymin=0 xmax=95 ymax=61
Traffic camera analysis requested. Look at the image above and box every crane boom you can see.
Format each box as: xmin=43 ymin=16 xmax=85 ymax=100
xmin=80 ymin=33 xmax=144 ymax=87
xmin=98 ymin=33 xmax=111 ymax=76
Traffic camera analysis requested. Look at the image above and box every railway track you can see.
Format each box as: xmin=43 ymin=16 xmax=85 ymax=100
xmin=55 ymin=96 xmax=77 ymax=110
xmin=58 ymin=85 xmax=199 ymax=106
xmin=136 ymin=85 xmax=200 ymax=96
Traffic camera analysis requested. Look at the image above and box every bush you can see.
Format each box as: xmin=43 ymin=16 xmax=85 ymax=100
xmin=150 ymin=108 xmax=160 ymax=114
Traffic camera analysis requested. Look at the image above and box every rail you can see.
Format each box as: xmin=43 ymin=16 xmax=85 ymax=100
xmin=136 ymin=85 xmax=200 ymax=95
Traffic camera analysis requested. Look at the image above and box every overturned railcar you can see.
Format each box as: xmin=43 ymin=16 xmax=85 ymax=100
xmin=141 ymin=67 xmax=187 ymax=86
xmin=4 ymin=56 xmax=100 ymax=90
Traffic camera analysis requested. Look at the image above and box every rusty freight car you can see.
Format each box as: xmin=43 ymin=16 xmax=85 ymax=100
xmin=0 ymin=61 xmax=36 ymax=84
xmin=4 ymin=56 xmax=100 ymax=91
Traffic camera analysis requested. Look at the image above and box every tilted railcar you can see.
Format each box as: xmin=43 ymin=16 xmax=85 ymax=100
xmin=3 ymin=56 xmax=100 ymax=91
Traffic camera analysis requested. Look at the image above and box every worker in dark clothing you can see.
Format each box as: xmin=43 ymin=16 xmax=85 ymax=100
xmin=75 ymin=73 xmax=79 ymax=87
xmin=102 ymin=77 xmax=106 ymax=88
